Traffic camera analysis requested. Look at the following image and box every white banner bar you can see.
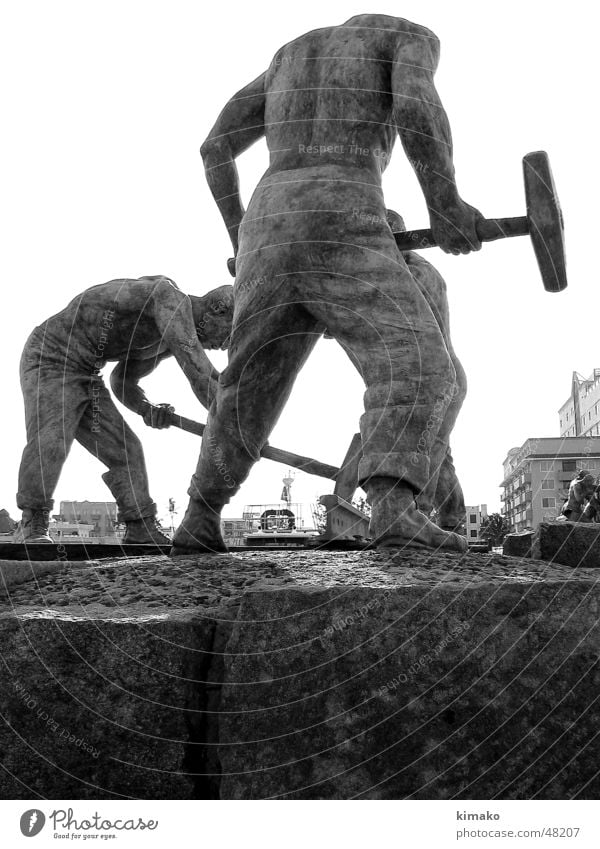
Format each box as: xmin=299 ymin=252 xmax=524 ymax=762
xmin=1 ymin=800 xmax=600 ymax=848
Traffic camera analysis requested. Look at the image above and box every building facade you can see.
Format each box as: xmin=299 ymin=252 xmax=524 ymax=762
xmin=58 ymin=501 xmax=118 ymax=536
xmin=559 ymin=370 xmax=600 ymax=437
xmin=51 ymin=520 xmax=96 ymax=539
xmin=500 ymin=437 xmax=600 ymax=532
xmin=221 ymin=518 xmax=246 ymax=547
xmin=465 ymin=504 xmax=488 ymax=541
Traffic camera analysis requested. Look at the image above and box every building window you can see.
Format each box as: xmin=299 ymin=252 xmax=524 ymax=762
xmin=562 ymin=460 xmax=577 ymax=472
xmin=542 ymin=498 xmax=556 ymax=508
xmin=470 ymin=530 xmax=477 ymax=538
xmin=469 ymin=515 xmax=477 ymax=523
xmin=541 ymin=480 xmax=555 ymax=489
xmin=540 ymin=461 xmax=554 ymax=472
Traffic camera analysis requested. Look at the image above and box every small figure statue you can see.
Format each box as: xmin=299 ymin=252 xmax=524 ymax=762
xmin=173 ymin=14 xmax=484 ymax=554
xmin=14 ymin=277 xmax=233 ymax=544
xmin=580 ymin=484 xmax=600 ymax=523
xmin=560 ymin=473 xmax=597 ymax=522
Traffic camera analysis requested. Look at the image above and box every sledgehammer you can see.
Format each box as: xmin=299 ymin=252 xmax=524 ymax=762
xmin=393 ymin=151 xmax=567 ymax=293
xmin=169 ymin=411 xmax=341 ymax=480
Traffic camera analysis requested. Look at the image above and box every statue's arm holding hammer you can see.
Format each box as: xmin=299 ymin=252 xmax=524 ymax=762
xmin=110 ymin=353 xmax=175 ymax=428
xmin=149 ymin=278 xmax=220 ymax=410
xmin=200 ymin=73 xmax=266 ymax=262
xmin=392 ymin=28 xmax=483 ymax=255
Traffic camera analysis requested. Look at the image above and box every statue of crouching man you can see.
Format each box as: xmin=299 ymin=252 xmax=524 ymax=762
xmin=14 ymin=276 xmax=233 ymax=544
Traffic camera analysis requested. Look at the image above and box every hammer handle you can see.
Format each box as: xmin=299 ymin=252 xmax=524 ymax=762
xmin=169 ymin=413 xmax=340 ymax=481
xmin=394 ymin=216 xmax=529 ymax=252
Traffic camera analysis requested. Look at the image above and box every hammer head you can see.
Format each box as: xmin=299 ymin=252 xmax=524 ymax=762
xmin=523 ymin=151 xmax=567 ymax=292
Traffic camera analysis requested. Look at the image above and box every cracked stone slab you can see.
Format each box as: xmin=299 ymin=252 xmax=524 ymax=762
xmin=0 ymin=612 xmax=219 ymax=799
xmin=217 ymin=577 xmax=600 ymax=799
xmin=533 ymin=522 xmax=600 ymax=567
xmin=1 ymin=551 xmax=599 ymax=799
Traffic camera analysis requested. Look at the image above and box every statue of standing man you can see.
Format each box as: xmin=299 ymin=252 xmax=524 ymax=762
xmin=173 ymin=14 xmax=483 ymax=554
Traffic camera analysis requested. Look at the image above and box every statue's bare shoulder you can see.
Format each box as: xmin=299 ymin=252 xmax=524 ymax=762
xmin=85 ymin=274 xmax=179 ymax=307
xmin=342 ymin=13 xmax=438 ymax=39
xmin=268 ymin=14 xmax=438 ymax=68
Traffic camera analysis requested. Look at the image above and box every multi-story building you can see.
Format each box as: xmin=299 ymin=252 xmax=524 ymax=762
xmin=500 ymin=437 xmax=600 ymax=532
xmin=58 ymin=500 xmax=118 ymax=537
xmin=51 ymin=520 xmax=96 ymax=539
xmin=221 ymin=517 xmax=246 ymax=547
xmin=465 ymin=504 xmax=488 ymax=541
xmin=559 ymin=370 xmax=600 ymax=437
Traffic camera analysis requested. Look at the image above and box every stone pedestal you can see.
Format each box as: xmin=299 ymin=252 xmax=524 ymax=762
xmin=532 ymin=521 xmax=600 ymax=567
xmin=503 ymin=532 xmax=533 ymax=559
xmin=1 ymin=549 xmax=599 ymax=799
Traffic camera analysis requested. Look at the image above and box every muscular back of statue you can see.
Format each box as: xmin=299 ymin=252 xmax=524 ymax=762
xmin=172 ymin=15 xmax=484 ymax=555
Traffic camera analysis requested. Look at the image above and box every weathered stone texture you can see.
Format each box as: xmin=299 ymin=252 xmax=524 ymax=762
xmin=533 ymin=521 xmax=600 ymax=567
xmin=219 ymin=582 xmax=600 ymax=799
xmin=0 ymin=613 xmax=217 ymax=799
xmin=503 ymin=532 xmax=534 ymax=559
xmin=1 ymin=551 xmax=599 ymax=799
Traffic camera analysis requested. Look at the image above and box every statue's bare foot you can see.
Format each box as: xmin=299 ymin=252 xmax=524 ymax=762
xmin=170 ymin=498 xmax=228 ymax=556
xmin=368 ymin=478 xmax=468 ymax=553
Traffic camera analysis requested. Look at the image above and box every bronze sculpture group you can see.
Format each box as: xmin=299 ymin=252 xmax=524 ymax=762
xmin=14 ymin=14 xmax=567 ymax=553
xmin=14 ymin=278 xmax=233 ymax=544
xmin=560 ymin=473 xmax=600 ymax=524
xmin=172 ymin=13 xmax=487 ymax=555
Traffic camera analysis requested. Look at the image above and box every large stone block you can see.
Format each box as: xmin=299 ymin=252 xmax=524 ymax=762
xmin=533 ymin=521 xmax=600 ymax=567
xmin=0 ymin=612 xmax=216 ymax=799
xmin=2 ymin=550 xmax=600 ymax=799
xmin=218 ymin=581 xmax=600 ymax=799
xmin=503 ymin=532 xmax=533 ymax=558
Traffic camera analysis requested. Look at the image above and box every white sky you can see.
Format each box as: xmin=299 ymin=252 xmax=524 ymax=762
xmin=1 ymin=0 xmax=597 ymax=525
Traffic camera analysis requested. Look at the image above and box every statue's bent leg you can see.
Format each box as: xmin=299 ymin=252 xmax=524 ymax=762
xmin=172 ymin=297 xmax=320 ymax=554
xmin=419 ymin=351 xmax=467 ymax=531
xmin=405 ymin=256 xmax=467 ymax=530
xmin=16 ymin=365 xmax=90 ymax=513
xmin=303 ymin=256 xmax=467 ymax=552
xmin=74 ymin=380 xmax=156 ymax=522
